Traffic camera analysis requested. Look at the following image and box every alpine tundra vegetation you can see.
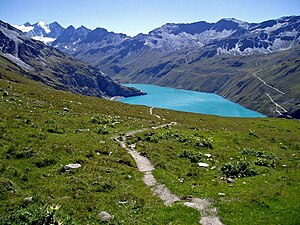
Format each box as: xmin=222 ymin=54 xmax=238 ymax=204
xmin=0 ymin=53 xmax=299 ymax=224
xmin=0 ymin=1 xmax=299 ymax=224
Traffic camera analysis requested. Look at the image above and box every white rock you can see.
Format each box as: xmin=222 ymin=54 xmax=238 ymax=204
xmin=24 ymin=197 xmax=33 ymax=202
xmin=118 ymin=201 xmax=128 ymax=205
xmin=64 ymin=163 xmax=82 ymax=171
xmin=98 ymin=211 xmax=112 ymax=221
xmin=198 ymin=162 xmax=209 ymax=168
xmin=227 ymin=178 xmax=235 ymax=183
xmin=204 ymin=153 xmax=212 ymax=158
xmin=218 ymin=192 xmax=226 ymax=196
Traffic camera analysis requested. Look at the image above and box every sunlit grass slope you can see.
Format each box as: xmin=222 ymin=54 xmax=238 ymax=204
xmin=0 ymin=56 xmax=299 ymax=224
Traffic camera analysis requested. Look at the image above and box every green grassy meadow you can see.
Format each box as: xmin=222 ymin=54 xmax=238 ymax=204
xmin=0 ymin=58 xmax=299 ymax=224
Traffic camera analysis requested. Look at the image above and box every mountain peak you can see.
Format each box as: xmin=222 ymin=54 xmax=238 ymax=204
xmin=50 ymin=21 xmax=63 ymax=28
xmin=77 ymin=25 xmax=90 ymax=32
xmin=66 ymin=25 xmax=75 ymax=30
xmin=13 ymin=23 xmax=34 ymax=33
xmin=13 ymin=21 xmax=65 ymax=44
xmin=222 ymin=18 xmax=243 ymax=23
xmin=37 ymin=21 xmax=50 ymax=33
xmin=0 ymin=19 xmax=143 ymax=98
xmin=93 ymin=27 xmax=109 ymax=33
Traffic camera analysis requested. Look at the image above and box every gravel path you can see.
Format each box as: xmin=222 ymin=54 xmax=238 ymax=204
xmin=252 ymin=59 xmax=287 ymax=115
xmin=115 ymin=119 xmax=223 ymax=225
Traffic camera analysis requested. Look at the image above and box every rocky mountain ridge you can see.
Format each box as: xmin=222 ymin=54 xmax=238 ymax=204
xmin=13 ymin=21 xmax=65 ymax=44
xmin=0 ymin=20 xmax=143 ymax=98
xmin=12 ymin=17 xmax=300 ymax=117
xmin=16 ymin=16 xmax=300 ymax=59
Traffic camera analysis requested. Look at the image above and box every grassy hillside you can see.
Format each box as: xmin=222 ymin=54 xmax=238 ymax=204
xmin=110 ymin=46 xmax=300 ymax=117
xmin=0 ymin=56 xmax=299 ymax=224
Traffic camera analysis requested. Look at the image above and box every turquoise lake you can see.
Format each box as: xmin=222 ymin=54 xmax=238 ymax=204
xmin=119 ymin=84 xmax=266 ymax=118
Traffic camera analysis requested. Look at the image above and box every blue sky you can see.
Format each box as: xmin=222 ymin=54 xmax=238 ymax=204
xmin=1 ymin=0 xmax=300 ymax=36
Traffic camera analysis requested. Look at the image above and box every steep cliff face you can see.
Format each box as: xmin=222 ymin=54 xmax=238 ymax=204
xmin=0 ymin=20 xmax=144 ymax=98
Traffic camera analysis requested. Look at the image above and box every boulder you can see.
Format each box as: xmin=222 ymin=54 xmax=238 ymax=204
xmin=24 ymin=197 xmax=33 ymax=202
xmin=98 ymin=211 xmax=112 ymax=221
xmin=63 ymin=163 xmax=82 ymax=171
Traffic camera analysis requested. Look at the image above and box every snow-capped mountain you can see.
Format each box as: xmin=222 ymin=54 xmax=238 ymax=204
xmin=132 ymin=16 xmax=300 ymax=54
xmin=16 ymin=16 xmax=300 ymax=56
xmin=5 ymin=17 xmax=300 ymax=117
xmin=0 ymin=20 xmax=143 ymax=98
xmin=52 ymin=25 xmax=91 ymax=52
xmin=51 ymin=26 xmax=129 ymax=67
xmin=13 ymin=21 xmax=64 ymax=44
xmin=31 ymin=16 xmax=298 ymax=72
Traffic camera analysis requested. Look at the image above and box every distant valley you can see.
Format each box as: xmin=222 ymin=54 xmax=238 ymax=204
xmin=8 ymin=16 xmax=300 ymax=118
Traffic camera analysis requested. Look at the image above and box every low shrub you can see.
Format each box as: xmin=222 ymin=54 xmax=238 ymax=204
xmin=45 ymin=126 xmax=64 ymax=134
xmin=178 ymin=149 xmax=202 ymax=163
xmin=193 ymin=137 xmax=213 ymax=149
xmin=255 ymin=158 xmax=276 ymax=168
xmin=97 ymin=125 xmax=109 ymax=135
xmin=35 ymin=158 xmax=56 ymax=168
xmin=0 ymin=204 xmax=63 ymax=225
xmin=6 ymin=146 xmax=35 ymax=159
xmin=240 ymin=148 xmax=277 ymax=160
xmin=221 ymin=159 xmax=257 ymax=178
xmin=143 ymin=130 xmax=213 ymax=149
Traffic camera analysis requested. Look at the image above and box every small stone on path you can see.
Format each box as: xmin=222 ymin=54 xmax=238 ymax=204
xmin=200 ymin=216 xmax=223 ymax=225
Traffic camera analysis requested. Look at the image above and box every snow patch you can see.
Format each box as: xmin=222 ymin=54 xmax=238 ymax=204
xmin=32 ymin=36 xmax=56 ymax=44
xmin=13 ymin=24 xmax=34 ymax=33
xmin=251 ymin=21 xmax=288 ymax=34
xmin=146 ymin=29 xmax=234 ymax=51
xmin=37 ymin=21 xmax=51 ymax=33
xmin=216 ymin=37 xmax=293 ymax=56
xmin=223 ymin=18 xmax=250 ymax=29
